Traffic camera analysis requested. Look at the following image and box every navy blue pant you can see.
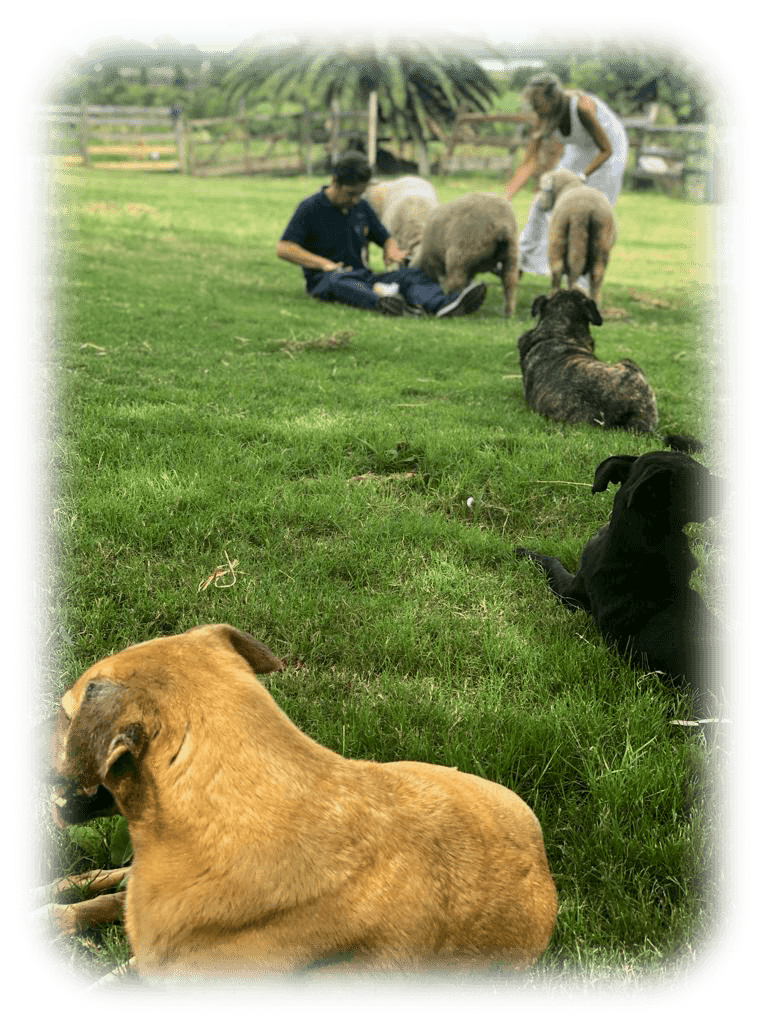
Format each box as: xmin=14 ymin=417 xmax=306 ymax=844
xmin=308 ymin=266 xmax=450 ymax=314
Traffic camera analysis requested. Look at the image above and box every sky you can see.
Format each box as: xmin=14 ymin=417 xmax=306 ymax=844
xmin=64 ymin=20 xmax=536 ymax=56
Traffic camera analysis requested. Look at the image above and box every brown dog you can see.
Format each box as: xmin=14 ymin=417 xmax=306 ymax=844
xmin=49 ymin=625 xmax=557 ymax=981
xmin=517 ymin=291 xmax=658 ymax=432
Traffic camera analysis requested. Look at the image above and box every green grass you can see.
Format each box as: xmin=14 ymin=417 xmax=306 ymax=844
xmin=40 ymin=167 xmax=725 ymax=985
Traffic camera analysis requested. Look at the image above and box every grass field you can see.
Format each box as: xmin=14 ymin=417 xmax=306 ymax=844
xmin=37 ymin=166 xmax=728 ymax=988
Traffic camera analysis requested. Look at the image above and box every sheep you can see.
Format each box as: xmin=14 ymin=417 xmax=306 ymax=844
xmin=536 ymin=168 xmax=617 ymax=307
xmin=412 ymin=193 xmax=519 ymax=317
xmin=365 ymin=176 xmax=439 ymax=265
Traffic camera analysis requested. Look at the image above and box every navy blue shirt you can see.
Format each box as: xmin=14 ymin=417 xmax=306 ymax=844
xmin=280 ymin=187 xmax=390 ymax=291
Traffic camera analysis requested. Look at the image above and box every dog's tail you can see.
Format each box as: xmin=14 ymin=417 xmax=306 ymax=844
xmin=663 ymin=434 xmax=704 ymax=454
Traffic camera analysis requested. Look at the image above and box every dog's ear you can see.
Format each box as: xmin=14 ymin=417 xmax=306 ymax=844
xmin=576 ymin=293 xmax=602 ymax=326
xmin=102 ymin=722 xmax=147 ymax=780
xmin=592 ymin=455 xmax=637 ymax=493
xmin=214 ymin=625 xmax=284 ymax=676
xmin=620 ymin=464 xmax=673 ymax=516
xmin=677 ymin=461 xmax=720 ymax=524
xmin=64 ymin=680 xmax=148 ymax=785
xmin=530 ymin=294 xmax=548 ymax=319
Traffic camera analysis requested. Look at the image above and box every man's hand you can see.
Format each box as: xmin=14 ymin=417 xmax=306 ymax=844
xmin=276 ymin=240 xmax=341 ymax=273
xmin=383 ymin=237 xmax=407 ymax=266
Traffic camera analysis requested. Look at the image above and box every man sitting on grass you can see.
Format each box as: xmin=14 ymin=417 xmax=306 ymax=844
xmin=277 ymin=151 xmax=486 ymax=317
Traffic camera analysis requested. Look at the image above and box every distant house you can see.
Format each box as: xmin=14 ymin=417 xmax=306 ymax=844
xmin=481 ymin=58 xmax=548 ymax=74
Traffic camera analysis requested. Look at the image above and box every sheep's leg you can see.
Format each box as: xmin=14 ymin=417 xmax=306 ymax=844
xmin=589 ymin=261 xmax=606 ymax=306
xmin=499 ymin=247 xmax=518 ymax=317
xmin=589 ymin=222 xmax=614 ymax=305
xmin=565 ymin=215 xmax=590 ymax=291
xmin=501 ymin=266 xmax=517 ymax=316
xmin=547 ymin=233 xmax=565 ymax=296
xmin=440 ymin=246 xmax=470 ymax=296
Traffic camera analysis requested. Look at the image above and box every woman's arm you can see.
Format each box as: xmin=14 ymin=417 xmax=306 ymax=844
xmin=575 ymin=95 xmax=613 ymax=178
xmin=505 ymin=137 xmax=542 ymax=198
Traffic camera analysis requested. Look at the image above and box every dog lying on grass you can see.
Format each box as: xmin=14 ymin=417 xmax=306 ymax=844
xmin=48 ymin=624 xmax=557 ymax=981
xmin=517 ymin=291 xmax=658 ymax=433
xmin=517 ymin=448 xmax=721 ymax=707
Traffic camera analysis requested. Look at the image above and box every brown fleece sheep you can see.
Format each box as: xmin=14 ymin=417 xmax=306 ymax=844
xmin=537 ymin=168 xmax=617 ymax=306
xmin=365 ymin=176 xmax=439 ymax=265
xmin=413 ymin=193 xmax=518 ymax=316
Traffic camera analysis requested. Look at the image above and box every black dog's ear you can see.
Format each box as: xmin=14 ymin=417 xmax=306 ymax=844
xmin=621 ymin=464 xmax=673 ymax=515
xmin=592 ymin=455 xmax=637 ymax=493
xmin=530 ymin=294 xmax=548 ymax=319
xmin=678 ymin=462 xmax=720 ymax=524
xmin=577 ymin=292 xmax=603 ymax=326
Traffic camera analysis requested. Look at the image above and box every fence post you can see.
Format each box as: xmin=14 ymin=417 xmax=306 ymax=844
xmin=173 ymin=105 xmax=188 ymax=174
xmin=302 ymin=105 xmax=313 ymax=175
xmin=79 ymin=101 xmax=90 ymax=166
xmin=415 ymin=138 xmax=429 ymax=177
xmin=329 ymin=98 xmax=341 ymax=166
xmin=367 ymin=91 xmax=377 ymax=167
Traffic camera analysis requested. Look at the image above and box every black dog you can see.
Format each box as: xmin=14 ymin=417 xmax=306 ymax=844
xmin=517 ymin=291 xmax=658 ymax=433
xmin=517 ymin=449 xmax=722 ymax=705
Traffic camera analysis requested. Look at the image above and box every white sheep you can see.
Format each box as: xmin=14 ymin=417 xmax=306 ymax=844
xmin=412 ymin=193 xmax=519 ymax=317
xmin=365 ymin=176 xmax=439 ymax=265
xmin=536 ymin=168 xmax=617 ymax=307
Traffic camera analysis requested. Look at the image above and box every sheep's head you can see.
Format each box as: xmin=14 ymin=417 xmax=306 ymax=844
xmin=535 ymin=172 xmax=556 ymax=211
xmin=535 ymin=169 xmax=584 ymax=210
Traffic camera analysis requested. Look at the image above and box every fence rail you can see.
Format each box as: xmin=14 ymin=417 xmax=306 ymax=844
xmin=622 ymin=114 xmax=713 ymax=195
xmin=40 ymin=103 xmax=183 ymax=171
xmin=40 ymin=102 xmax=714 ymax=197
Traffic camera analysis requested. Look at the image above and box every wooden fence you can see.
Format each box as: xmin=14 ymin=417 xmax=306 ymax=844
xmin=40 ymin=102 xmax=714 ymax=197
xmin=621 ymin=106 xmax=714 ymax=197
xmin=39 ymin=103 xmax=533 ymax=177
xmin=440 ymin=106 xmax=713 ymax=197
xmin=41 ymin=104 xmax=184 ymax=171
xmin=183 ymin=106 xmax=368 ymax=177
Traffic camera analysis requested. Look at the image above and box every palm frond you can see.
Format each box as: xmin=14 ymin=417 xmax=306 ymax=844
xmin=223 ymin=38 xmax=498 ymax=143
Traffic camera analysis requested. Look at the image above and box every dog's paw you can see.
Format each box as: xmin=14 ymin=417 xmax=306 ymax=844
xmin=515 ymin=547 xmax=537 ymax=560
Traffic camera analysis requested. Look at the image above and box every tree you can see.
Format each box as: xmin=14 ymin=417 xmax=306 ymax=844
xmin=224 ymin=37 xmax=499 ymax=172
xmin=83 ymin=34 xmax=156 ymax=90
xmin=528 ymin=23 xmax=729 ymax=121
xmin=152 ymin=32 xmax=207 ymax=87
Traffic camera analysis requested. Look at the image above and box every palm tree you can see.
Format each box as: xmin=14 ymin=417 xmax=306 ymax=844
xmin=224 ymin=37 xmax=499 ymax=173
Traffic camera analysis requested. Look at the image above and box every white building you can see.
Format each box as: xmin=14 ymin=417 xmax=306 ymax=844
xmin=481 ymin=58 xmax=548 ymax=73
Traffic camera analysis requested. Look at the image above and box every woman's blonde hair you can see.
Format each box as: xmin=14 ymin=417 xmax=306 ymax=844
xmin=523 ymin=73 xmax=569 ymax=139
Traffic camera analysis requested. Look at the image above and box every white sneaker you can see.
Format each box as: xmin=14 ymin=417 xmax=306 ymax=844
xmin=372 ymin=282 xmax=400 ymax=298
xmin=436 ymin=281 xmax=487 ymax=317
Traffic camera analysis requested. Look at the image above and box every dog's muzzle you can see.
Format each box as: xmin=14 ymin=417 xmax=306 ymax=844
xmin=44 ymin=709 xmax=119 ymax=827
xmin=51 ymin=784 xmax=117 ymax=828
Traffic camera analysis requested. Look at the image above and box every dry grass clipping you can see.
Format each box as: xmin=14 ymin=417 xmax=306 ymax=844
xmin=270 ymin=331 xmax=353 ymax=356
